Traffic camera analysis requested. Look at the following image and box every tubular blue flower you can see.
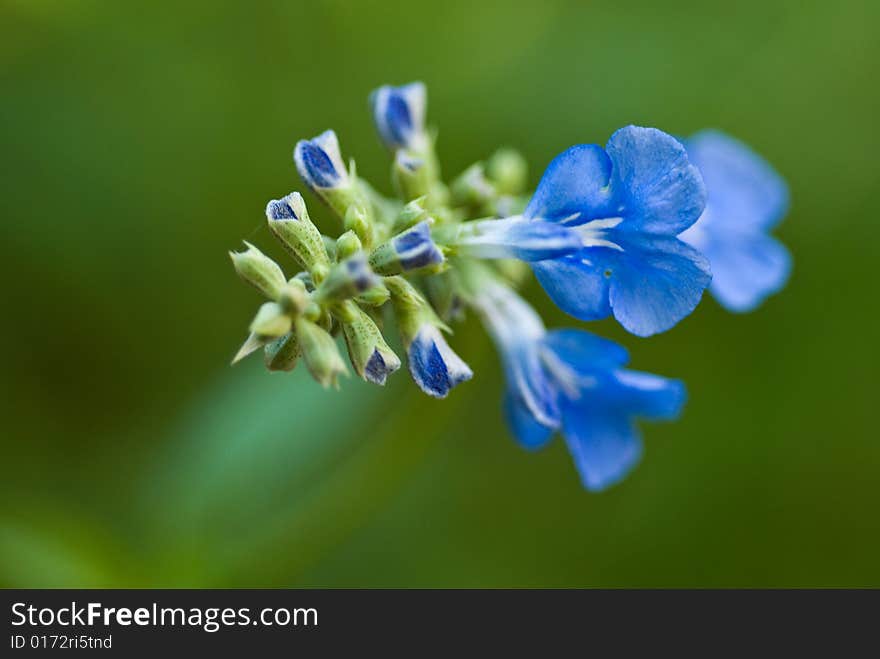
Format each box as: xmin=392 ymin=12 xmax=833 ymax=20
xmin=679 ymin=130 xmax=791 ymax=312
xmin=526 ymin=126 xmax=712 ymax=337
xmin=294 ymin=130 xmax=349 ymax=191
xmin=370 ymin=82 xmax=427 ymax=152
xmin=475 ymin=281 xmax=686 ymax=491
xmin=452 ymin=216 xmax=583 ymax=262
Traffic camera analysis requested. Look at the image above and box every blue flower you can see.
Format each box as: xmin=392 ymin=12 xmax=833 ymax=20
xmin=407 ymin=323 xmax=473 ymax=398
xmin=526 ymin=126 xmax=711 ymax=337
xmin=679 ymin=130 xmax=791 ymax=312
xmin=477 ymin=281 xmax=686 ymax=491
xmin=370 ymin=82 xmax=427 ymax=152
xmin=453 ymin=216 xmax=583 ymax=262
xmin=294 ymin=130 xmax=349 ymax=190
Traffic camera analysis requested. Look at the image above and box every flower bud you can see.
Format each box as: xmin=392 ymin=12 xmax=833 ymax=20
xmin=385 ymin=276 xmax=472 ymax=398
xmin=486 ymin=148 xmax=528 ymax=195
xmin=312 ymin=253 xmax=378 ymax=304
xmin=335 ymin=301 xmax=401 ymax=385
xmin=277 ymin=278 xmax=309 ymax=316
xmin=393 ymin=197 xmax=430 ymax=231
xmin=343 ymin=204 xmax=373 ymax=247
xmin=392 ymin=151 xmax=431 ymax=201
xmin=295 ymin=317 xmax=348 ymax=388
xmin=265 ymin=192 xmax=331 ymax=280
xmin=249 ymin=302 xmax=291 ymax=338
xmin=451 ymin=163 xmax=496 ymax=208
xmin=356 ymin=282 xmax=391 ymax=307
xmin=264 ymin=333 xmax=299 ymax=372
xmin=293 ymin=130 xmax=349 ymax=192
xmin=294 ymin=131 xmax=374 ymax=234
xmin=369 ymin=82 xmax=428 ymax=152
xmin=230 ymin=242 xmax=286 ymax=300
xmin=335 ymin=230 xmax=362 ymax=261
xmin=369 ymin=221 xmax=444 ymax=275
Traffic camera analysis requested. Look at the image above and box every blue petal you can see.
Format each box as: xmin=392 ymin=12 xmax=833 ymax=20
xmin=394 ymin=221 xmax=444 ymax=271
xmin=504 ymin=343 xmax=560 ymax=429
xmin=407 ymin=326 xmax=473 ymax=398
xmin=604 ymin=371 xmax=686 ymax=420
xmin=542 ymin=329 xmax=630 ymax=372
xmin=686 ymin=130 xmax=789 ymax=232
xmin=266 ymin=199 xmax=297 ymax=220
xmin=504 ymin=392 xmax=555 ymax=450
xmin=296 ymin=141 xmax=340 ymax=188
xmin=364 ymin=349 xmax=390 ymax=385
xmin=370 ymin=82 xmax=426 ymax=151
xmin=524 ymin=144 xmax=615 ymax=222
xmin=344 ymin=254 xmax=378 ymax=292
xmin=532 ymin=254 xmax=612 ymax=321
xmin=606 ymin=126 xmax=706 ymax=235
xmin=701 ymin=232 xmax=791 ymax=313
xmin=458 ymin=218 xmax=582 ymax=261
xmin=606 ymin=233 xmax=711 ymax=337
xmin=560 ymin=398 xmax=643 ymax=492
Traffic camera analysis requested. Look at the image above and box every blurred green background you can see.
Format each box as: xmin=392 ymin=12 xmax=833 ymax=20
xmin=1 ymin=0 xmax=877 ymax=587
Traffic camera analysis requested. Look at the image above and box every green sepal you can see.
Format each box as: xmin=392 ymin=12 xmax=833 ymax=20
xmin=249 ymin=302 xmax=292 ymax=338
xmin=264 ymin=333 xmax=299 ymax=372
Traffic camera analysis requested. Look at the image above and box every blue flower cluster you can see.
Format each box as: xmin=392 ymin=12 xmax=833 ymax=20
xmin=231 ymin=80 xmax=791 ymax=491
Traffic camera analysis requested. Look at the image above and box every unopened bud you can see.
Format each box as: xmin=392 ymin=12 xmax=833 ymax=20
xmin=392 ymin=151 xmax=431 ymax=201
xmin=277 ymin=278 xmax=309 ymax=316
xmin=230 ymin=242 xmax=286 ymax=300
xmin=312 ymin=253 xmax=378 ymax=304
xmin=369 ymin=221 xmax=444 ymax=275
xmin=356 ymin=282 xmax=391 ymax=307
xmin=265 ymin=192 xmax=331 ymax=278
xmin=486 ymin=148 xmax=528 ymax=195
xmin=336 ymin=230 xmax=363 ymax=261
xmin=451 ymin=163 xmax=496 ymax=208
xmin=295 ymin=317 xmax=348 ymax=388
xmin=336 ymin=301 xmax=401 ymax=385
xmin=394 ymin=197 xmax=430 ymax=231
xmin=384 ymin=276 xmax=471 ymax=398
xmin=249 ymin=302 xmax=291 ymax=338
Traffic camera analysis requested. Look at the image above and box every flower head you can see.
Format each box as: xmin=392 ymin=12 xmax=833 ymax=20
xmin=370 ymin=82 xmax=427 ymax=152
xmin=476 ymin=281 xmax=685 ymax=491
xmin=679 ymin=130 xmax=791 ymax=312
xmin=526 ymin=126 xmax=711 ymax=337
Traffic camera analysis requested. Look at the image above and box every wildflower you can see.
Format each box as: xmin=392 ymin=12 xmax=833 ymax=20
xmin=527 ymin=126 xmax=711 ymax=337
xmin=680 ymin=130 xmax=791 ymax=312
xmin=476 ymin=280 xmax=685 ymax=490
